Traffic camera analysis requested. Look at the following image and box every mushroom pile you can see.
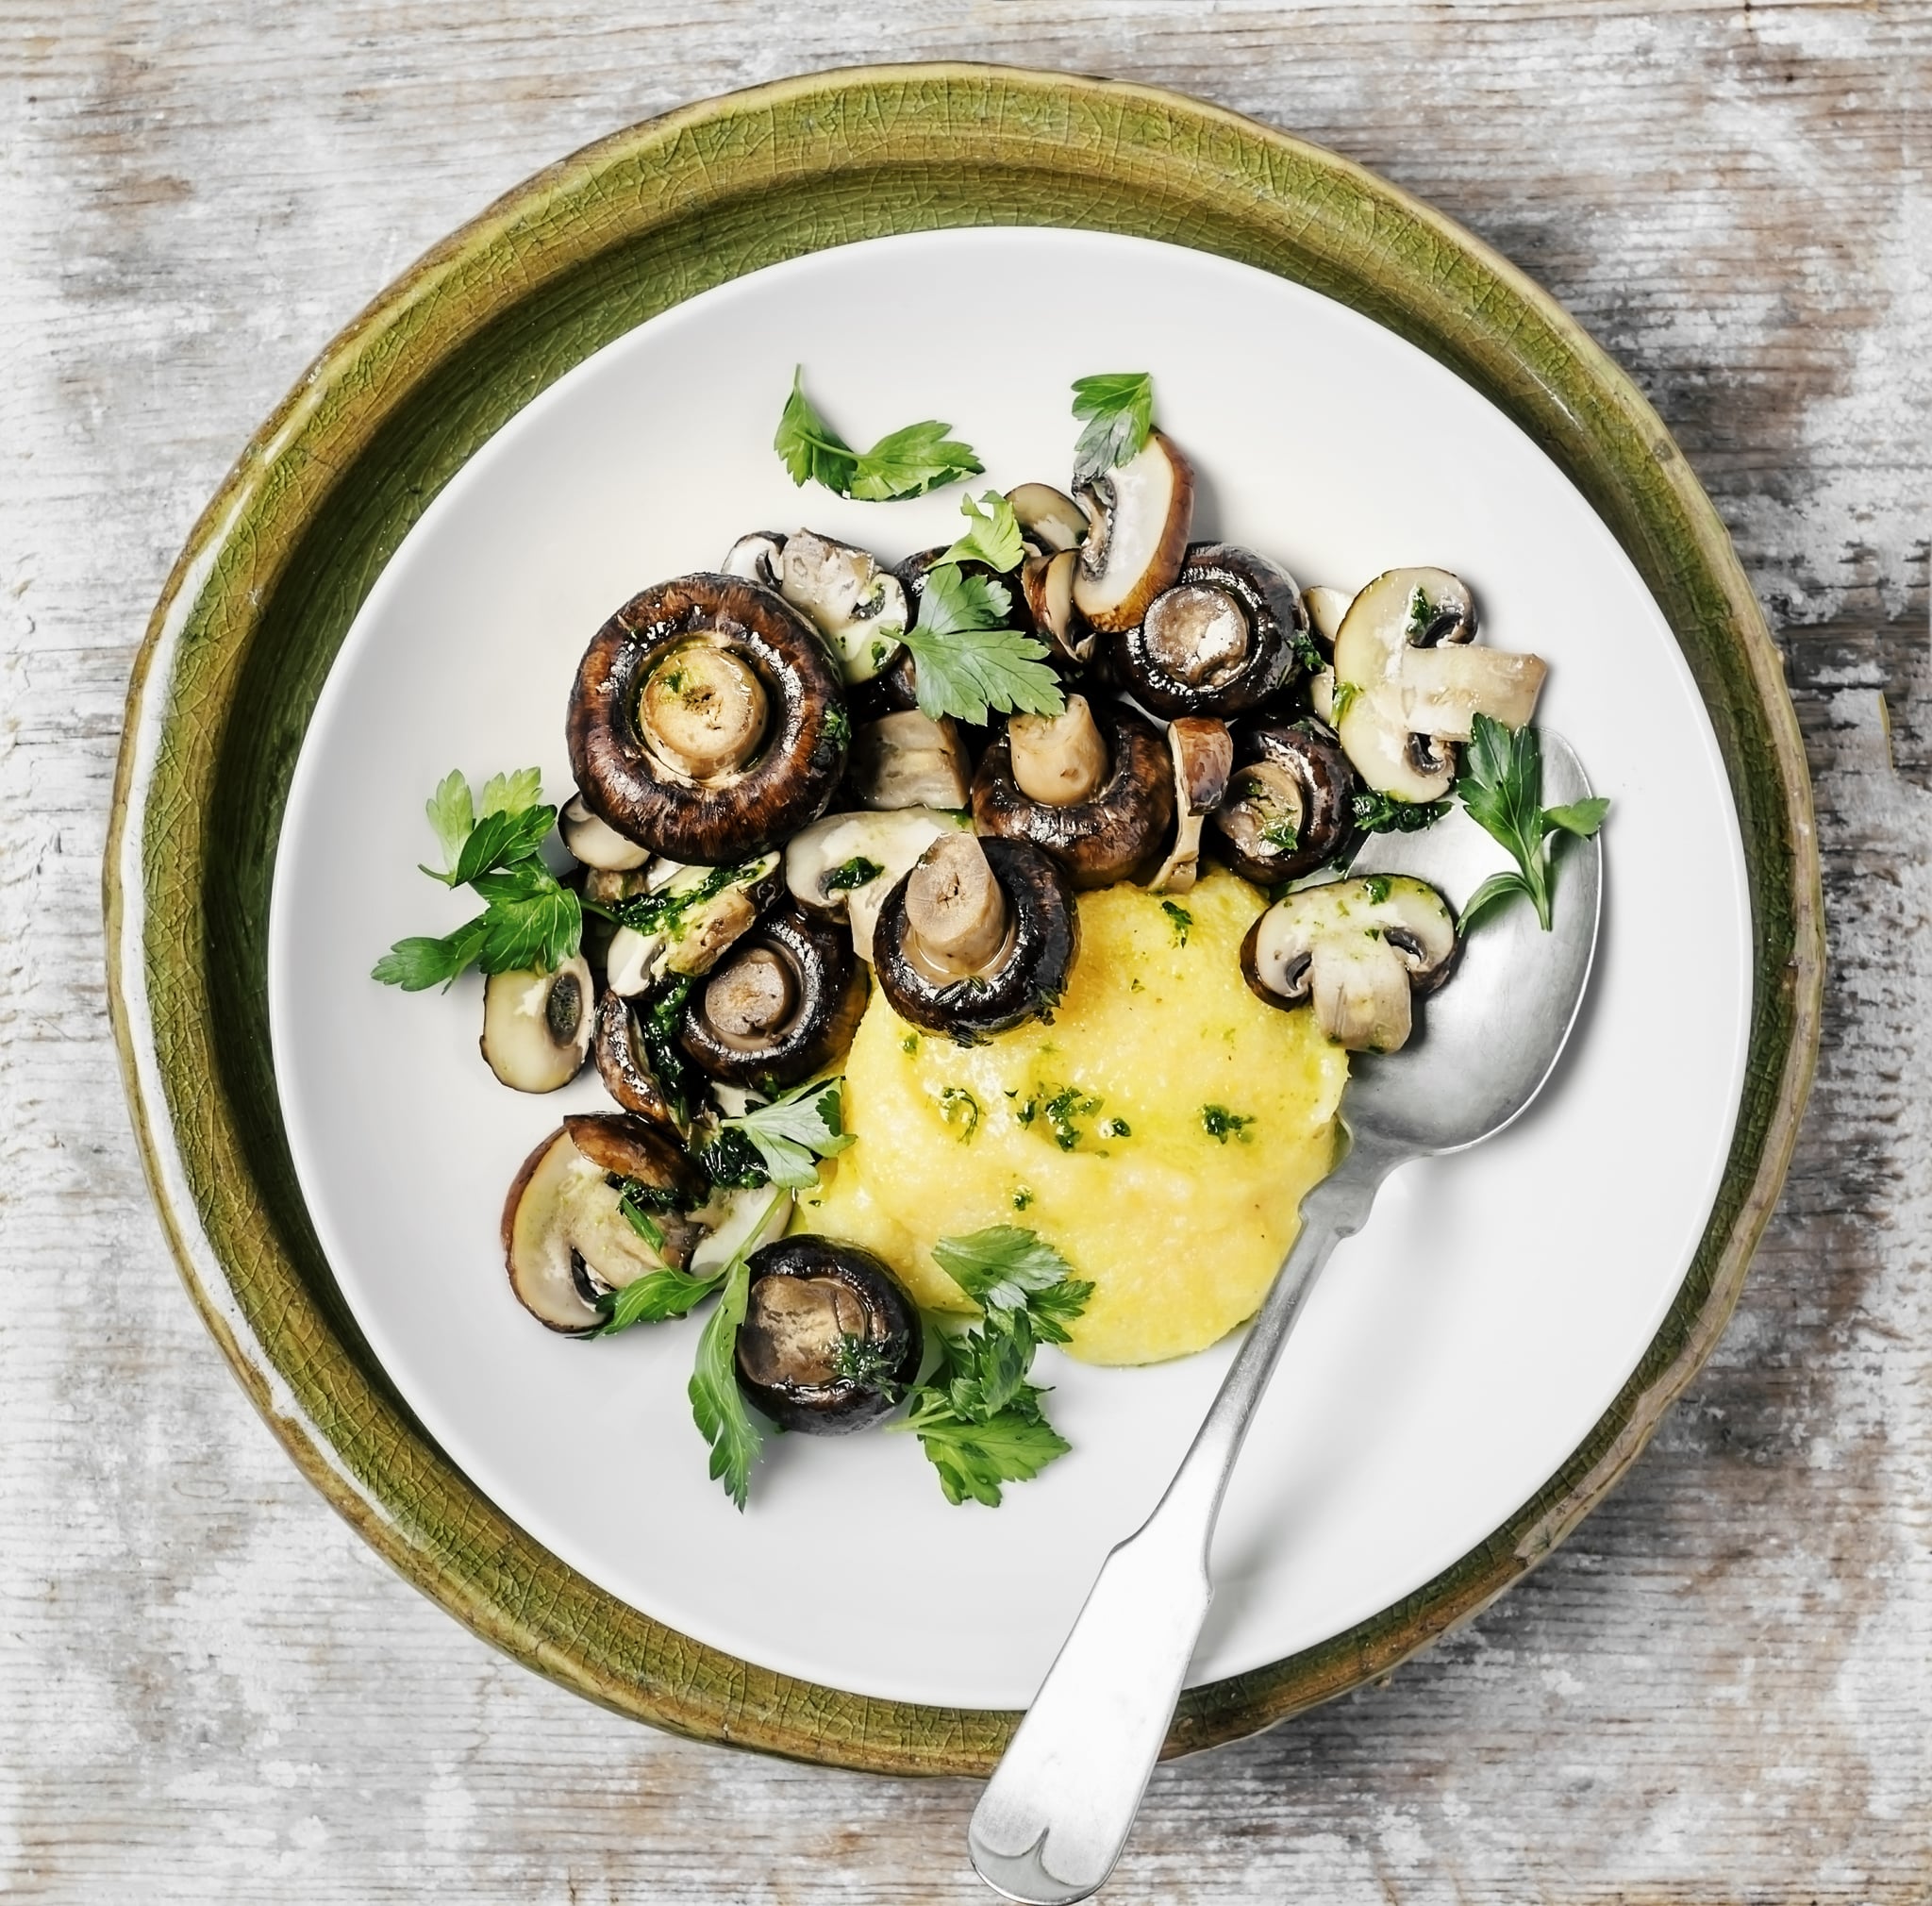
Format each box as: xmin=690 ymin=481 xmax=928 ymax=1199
xmin=376 ymin=367 xmax=1566 ymax=1501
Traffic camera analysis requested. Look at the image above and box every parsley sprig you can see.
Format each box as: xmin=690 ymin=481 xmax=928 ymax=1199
xmin=900 ymin=565 xmax=1065 ymax=726
xmin=1071 ymin=372 xmax=1156 ymax=487
xmin=373 ymin=769 xmax=580 ymax=990
xmin=773 ymin=367 xmax=983 ymax=501
xmin=1457 ymin=713 xmax=1610 ymax=931
xmin=892 ymin=1227 xmax=1093 ymax=1507
xmin=935 ymin=489 xmax=1025 ymax=573
xmin=711 ymin=1077 xmax=856 ymax=1191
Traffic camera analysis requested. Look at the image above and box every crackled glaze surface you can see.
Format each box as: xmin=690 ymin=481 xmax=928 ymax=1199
xmin=11 ymin=7 xmax=1926 ymax=1899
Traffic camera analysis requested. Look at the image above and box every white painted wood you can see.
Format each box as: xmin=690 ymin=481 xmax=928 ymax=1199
xmin=2 ymin=5 xmax=1926 ymax=1898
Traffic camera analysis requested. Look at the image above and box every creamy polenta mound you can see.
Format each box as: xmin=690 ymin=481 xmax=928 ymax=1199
xmin=799 ymin=869 xmax=1348 ymax=1365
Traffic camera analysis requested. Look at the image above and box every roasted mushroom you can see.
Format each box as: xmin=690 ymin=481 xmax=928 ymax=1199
xmin=1072 ymin=431 xmax=1194 ymax=633
xmin=1303 ymin=585 xmax=1352 ymax=723
xmin=720 ymin=530 xmax=787 ymax=591
xmin=1121 ymin=543 xmax=1309 ymax=718
xmin=774 ymin=530 xmax=909 ymax=685
xmin=501 ymin=1113 xmax=706 ymax=1332
xmin=735 ymin=1236 xmax=923 ymax=1433
xmin=598 ymin=855 xmax=780 ymax=997
xmin=678 ymin=905 xmax=867 ymax=1088
xmin=850 ymin=710 xmax=973 ymax=811
xmin=1007 ymin=482 xmax=1089 ymax=554
xmin=1019 ymin=546 xmax=1093 ymax=666
xmin=567 ymin=573 xmax=848 ymax=865
xmin=480 ymin=956 xmax=593 ymax=1093
xmin=784 ymin=806 xmax=972 ymax=962
xmin=1147 ymin=716 xmax=1235 ymax=894
xmin=1330 ymin=568 xmax=1547 ymax=801
xmin=873 ymin=833 xmax=1078 ymax=1041
xmin=591 ymin=989 xmax=683 ymax=1129
xmin=1241 ymin=875 xmax=1457 ymax=1053
xmin=561 ymin=793 xmax=650 ymax=872
xmin=972 ymin=698 xmax=1175 ymax=890
xmin=1208 ymin=721 xmax=1357 ymax=886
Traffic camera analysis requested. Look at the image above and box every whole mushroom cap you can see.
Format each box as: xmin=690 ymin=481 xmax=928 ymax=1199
xmin=1120 ymin=543 xmax=1311 ymax=719
xmin=1208 ymin=721 xmax=1358 ymax=887
xmin=567 ymin=572 xmax=849 ymax=866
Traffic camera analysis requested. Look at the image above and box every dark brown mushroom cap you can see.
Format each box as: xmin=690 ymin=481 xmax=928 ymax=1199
xmin=591 ymin=991 xmax=683 ymax=1131
xmin=971 ymin=701 xmax=1175 ymax=890
xmin=677 ymin=904 xmax=867 ymax=1089
xmin=1208 ymin=719 xmax=1358 ymax=886
xmin=734 ymin=1236 xmax=923 ymax=1434
xmin=873 ymin=836 xmax=1079 ymax=1042
xmin=561 ymin=1112 xmax=706 ymax=1203
xmin=1118 ymin=543 xmax=1310 ymax=719
xmin=566 ymin=572 xmax=849 ymax=866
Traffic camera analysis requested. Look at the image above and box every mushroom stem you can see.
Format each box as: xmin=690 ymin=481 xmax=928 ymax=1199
xmin=1008 ymin=694 xmax=1108 ymax=807
xmin=638 ymin=643 xmax=769 ymax=779
xmin=904 ymin=832 xmax=1009 ymax=977
xmin=705 ymin=945 xmax=797 ymax=1042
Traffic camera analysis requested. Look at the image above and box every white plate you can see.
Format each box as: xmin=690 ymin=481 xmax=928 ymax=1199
xmin=269 ymin=227 xmax=1751 ymax=1710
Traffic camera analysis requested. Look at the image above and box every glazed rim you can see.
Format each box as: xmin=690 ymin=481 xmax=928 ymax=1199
xmin=105 ymin=63 xmax=1821 ymax=1774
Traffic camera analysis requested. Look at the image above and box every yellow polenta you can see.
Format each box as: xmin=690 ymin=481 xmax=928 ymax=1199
xmin=798 ymin=870 xmax=1348 ymax=1365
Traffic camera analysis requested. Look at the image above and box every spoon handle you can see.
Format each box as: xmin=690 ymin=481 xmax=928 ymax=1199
xmin=969 ymin=1142 xmax=1393 ymax=1905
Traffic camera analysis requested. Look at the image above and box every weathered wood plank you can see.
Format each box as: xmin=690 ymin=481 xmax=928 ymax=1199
xmin=2 ymin=3 xmax=1926 ymax=1899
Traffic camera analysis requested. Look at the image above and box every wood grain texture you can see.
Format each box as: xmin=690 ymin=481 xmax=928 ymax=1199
xmin=3 ymin=4 xmax=1926 ymax=1900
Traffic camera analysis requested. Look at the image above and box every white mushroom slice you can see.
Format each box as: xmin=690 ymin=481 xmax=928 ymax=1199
xmin=1009 ymin=694 xmax=1108 ymax=807
xmin=777 ymin=529 xmax=908 ymax=684
xmin=851 ymin=710 xmax=972 ymax=811
xmin=1020 ymin=547 xmax=1091 ymax=664
xmin=1148 ymin=716 xmax=1235 ymax=894
xmin=595 ymin=856 xmax=777 ymax=994
xmin=560 ymin=794 xmax=650 ymax=871
xmin=1243 ymin=875 xmax=1457 ymax=1053
xmin=1007 ymin=482 xmax=1089 ymax=554
xmin=1071 ymin=431 xmax=1195 ymax=633
xmin=1332 ymin=568 xmax=1543 ymax=802
xmin=1303 ymin=585 xmax=1353 ymax=647
xmin=480 ymin=956 xmax=593 ymax=1092
xmin=721 ymin=530 xmax=787 ymax=589
xmin=1397 ymin=644 xmax=1547 ymax=740
xmin=688 ymin=1182 xmax=795 ymax=1278
xmin=503 ymin=1126 xmax=691 ymax=1331
xmin=783 ymin=807 xmax=969 ymax=962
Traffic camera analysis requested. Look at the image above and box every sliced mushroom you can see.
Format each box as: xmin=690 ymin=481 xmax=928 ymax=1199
xmin=1020 ymin=547 xmax=1093 ymax=666
xmin=1241 ymin=875 xmax=1457 ymax=1053
xmin=1208 ymin=722 xmax=1357 ymax=886
xmin=567 ymin=573 xmax=848 ymax=865
xmin=850 ymin=710 xmax=973 ymax=811
xmin=1121 ymin=543 xmax=1309 ymax=718
xmin=480 ymin=956 xmax=593 ymax=1093
xmin=597 ymin=855 xmax=780 ymax=996
xmin=679 ymin=905 xmax=867 ymax=1087
xmin=873 ymin=834 xmax=1079 ymax=1041
xmin=1071 ymin=431 xmax=1194 ymax=633
xmin=972 ymin=699 xmax=1175 ymax=890
xmin=721 ymin=530 xmax=788 ymax=591
xmin=783 ymin=806 xmax=972 ymax=962
xmin=1330 ymin=568 xmax=1545 ymax=801
xmin=776 ymin=530 xmax=909 ymax=685
xmin=1303 ymin=584 xmax=1352 ymax=722
xmin=689 ymin=1181 xmax=793 ymax=1277
xmin=735 ymin=1236 xmax=923 ymax=1434
xmin=592 ymin=989 xmax=682 ymax=1130
xmin=501 ymin=1115 xmax=706 ymax=1332
xmin=560 ymin=794 xmax=651 ymax=871
xmin=1147 ymin=716 xmax=1236 ymax=894
xmin=1007 ymin=482 xmax=1089 ymax=554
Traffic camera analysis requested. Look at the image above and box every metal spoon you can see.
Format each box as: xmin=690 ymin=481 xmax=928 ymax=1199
xmin=969 ymin=733 xmax=1603 ymax=1905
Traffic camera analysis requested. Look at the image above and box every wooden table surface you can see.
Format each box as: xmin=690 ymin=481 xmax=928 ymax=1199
xmin=4 ymin=5 xmax=1927 ymax=1899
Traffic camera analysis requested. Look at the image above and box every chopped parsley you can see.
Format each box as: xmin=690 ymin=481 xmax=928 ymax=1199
xmin=938 ymin=1086 xmax=981 ymax=1141
xmin=1352 ymin=789 xmax=1450 ymax=835
xmin=1160 ymin=899 xmax=1192 ymax=946
xmin=1201 ymin=1104 xmax=1256 ymax=1144
xmin=824 ymin=855 xmax=884 ymax=894
xmin=1043 ymin=1085 xmax=1101 ymax=1152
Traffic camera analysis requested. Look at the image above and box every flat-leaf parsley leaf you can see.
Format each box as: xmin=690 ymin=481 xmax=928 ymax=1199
xmin=773 ymin=367 xmax=982 ymax=502
xmin=899 ymin=564 xmax=1065 ymax=726
xmin=1070 ymin=372 xmax=1155 ymax=487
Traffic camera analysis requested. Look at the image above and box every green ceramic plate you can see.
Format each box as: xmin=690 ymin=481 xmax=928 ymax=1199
xmin=108 ymin=63 xmax=1821 ymax=1772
